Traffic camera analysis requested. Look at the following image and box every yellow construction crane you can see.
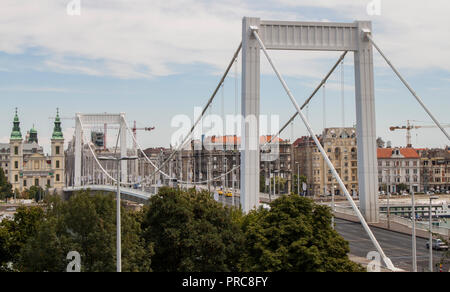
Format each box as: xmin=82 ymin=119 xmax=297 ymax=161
xmin=390 ymin=120 xmax=450 ymax=148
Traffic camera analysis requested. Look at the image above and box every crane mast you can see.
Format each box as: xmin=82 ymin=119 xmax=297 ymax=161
xmin=390 ymin=120 xmax=450 ymax=148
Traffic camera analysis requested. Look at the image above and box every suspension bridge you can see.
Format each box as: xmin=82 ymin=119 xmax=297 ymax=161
xmin=62 ymin=17 xmax=450 ymax=271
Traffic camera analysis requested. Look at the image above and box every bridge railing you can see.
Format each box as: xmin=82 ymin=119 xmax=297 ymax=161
xmin=333 ymin=205 xmax=449 ymax=238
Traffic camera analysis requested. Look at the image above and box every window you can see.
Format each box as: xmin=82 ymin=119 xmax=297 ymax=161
xmin=14 ymin=161 xmax=18 ymax=169
xmin=24 ymin=180 xmax=27 ymax=187
xmin=14 ymin=175 xmax=18 ymax=182
xmin=56 ymin=146 xmax=60 ymax=155
xmin=14 ymin=146 xmax=18 ymax=155
xmin=35 ymin=179 xmax=39 ymax=186
xmin=56 ymin=160 xmax=60 ymax=169
xmin=47 ymin=179 xmax=51 ymax=186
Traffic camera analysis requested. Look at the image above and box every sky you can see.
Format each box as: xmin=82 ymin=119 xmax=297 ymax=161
xmin=1 ymin=0 xmax=449 ymax=154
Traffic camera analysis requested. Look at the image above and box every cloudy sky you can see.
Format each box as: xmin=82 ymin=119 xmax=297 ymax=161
xmin=1 ymin=0 xmax=449 ymax=153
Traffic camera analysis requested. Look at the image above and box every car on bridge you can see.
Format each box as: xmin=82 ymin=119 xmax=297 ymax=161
xmin=426 ymin=239 xmax=449 ymax=251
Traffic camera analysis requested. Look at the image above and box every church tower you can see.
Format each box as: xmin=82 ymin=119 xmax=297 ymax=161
xmin=51 ymin=108 xmax=65 ymax=191
xmin=9 ymin=108 xmax=23 ymax=192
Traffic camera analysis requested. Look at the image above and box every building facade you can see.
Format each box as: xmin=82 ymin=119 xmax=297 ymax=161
xmin=293 ymin=127 xmax=359 ymax=197
xmin=139 ymin=135 xmax=293 ymax=193
xmin=377 ymin=148 xmax=421 ymax=193
xmin=417 ymin=148 xmax=450 ymax=193
xmin=0 ymin=109 xmax=65 ymax=194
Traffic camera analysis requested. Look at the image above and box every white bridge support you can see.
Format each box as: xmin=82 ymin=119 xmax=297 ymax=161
xmin=74 ymin=113 xmax=128 ymax=187
xmin=241 ymin=17 xmax=379 ymax=223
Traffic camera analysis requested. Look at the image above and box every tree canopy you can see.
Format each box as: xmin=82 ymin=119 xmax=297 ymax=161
xmin=0 ymin=188 xmax=362 ymax=272
xmin=0 ymin=167 xmax=12 ymax=201
xmin=240 ymin=194 xmax=364 ymax=272
xmin=142 ymin=187 xmax=245 ymax=272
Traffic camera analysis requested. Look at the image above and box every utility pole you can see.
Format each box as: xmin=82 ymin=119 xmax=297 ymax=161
xmin=429 ymin=196 xmax=439 ymax=272
xmin=232 ymin=165 xmax=235 ymax=207
xmin=412 ymin=191 xmax=417 ymax=272
xmin=331 ymin=184 xmax=335 ymax=229
xmin=387 ymin=193 xmax=391 ymax=230
xmin=99 ymin=155 xmax=138 ymax=273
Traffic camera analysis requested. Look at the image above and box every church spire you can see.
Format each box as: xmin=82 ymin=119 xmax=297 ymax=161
xmin=10 ymin=108 xmax=22 ymax=140
xmin=52 ymin=108 xmax=64 ymax=140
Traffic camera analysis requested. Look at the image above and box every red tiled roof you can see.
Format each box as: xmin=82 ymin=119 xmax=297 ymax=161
xmin=377 ymin=148 xmax=420 ymax=159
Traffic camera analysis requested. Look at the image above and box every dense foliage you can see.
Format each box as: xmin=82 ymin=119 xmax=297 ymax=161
xmin=1 ymin=191 xmax=152 ymax=272
xmin=0 ymin=188 xmax=362 ymax=272
xmin=0 ymin=168 xmax=12 ymax=202
xmin=240 ymin=195 xmax=364 ymax=272
xmin=142 ymin=187 xmax=244 ymax=272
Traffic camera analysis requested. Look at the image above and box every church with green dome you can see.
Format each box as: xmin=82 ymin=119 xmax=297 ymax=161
xmin=0 ymin=108 xmax=65 ymax=194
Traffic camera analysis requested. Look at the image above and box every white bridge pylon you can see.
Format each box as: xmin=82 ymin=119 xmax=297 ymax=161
xmin=74 ymin=113 xmax=129 ymax=186
xmin=241 ymin=18 xmax=379 ymax=223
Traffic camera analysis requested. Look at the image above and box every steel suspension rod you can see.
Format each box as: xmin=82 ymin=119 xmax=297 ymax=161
xmin=266 ymin=51 xmax=348 ymax=145
xmin=366 ymin=33 xmax=450 ymax=142
xmin=149 ymin=42 xmax=243 ymax=180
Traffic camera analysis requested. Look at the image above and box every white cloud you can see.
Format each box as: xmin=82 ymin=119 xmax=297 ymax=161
xmin=0 ymin=0 xmax=449 ymax=80
xmin=0 ymin=86 xmax=69 ymax=92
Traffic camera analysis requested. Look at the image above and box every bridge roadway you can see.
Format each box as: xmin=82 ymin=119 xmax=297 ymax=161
xmin=63 ymin=184 xmax=278 ymax=205
xmin=335 ymin=218 xmax=449 ymax=272
xmin=63 ymin=185 xmax=153 ymax=204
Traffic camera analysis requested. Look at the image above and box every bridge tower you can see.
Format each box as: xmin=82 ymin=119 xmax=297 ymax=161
xmin=74 ymin=113 xmax=128 ymax=187
xmin=241 ymin=17 xmax=379 ymax=223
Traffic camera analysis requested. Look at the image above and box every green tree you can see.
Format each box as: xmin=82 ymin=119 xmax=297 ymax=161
xmin=397 ymin=184 xmax=409 ymax=193
xmin=0 ymin=167 xmax=12 ymax=201
xmin=292 ymin=174 xmax=307 ymax=195
xmin=18 ymin=191 xmax=152 ymax=272
xmin=0 ymin=206 xmax=45 ymax=271
xmin=142 ymin=187 xmax=245 ymax=272
xmin=240 ymin=194 xmax=364 ymax=272
xmin=27 ymin=186 xmax=45 ymax=202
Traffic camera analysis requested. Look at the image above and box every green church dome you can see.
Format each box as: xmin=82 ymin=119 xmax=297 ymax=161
xmin=10 ymin=108 xmax=22 ymax=140
xmin=52 ymin=108 xmax=64 ymax=140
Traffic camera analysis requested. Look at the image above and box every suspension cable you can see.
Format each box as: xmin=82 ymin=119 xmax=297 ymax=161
xmin=122 ymin=118 xmax=173 ymax=179
xmin=148 ymin=42 xmax=243 ymax=180
xmin=366 ymin=33 xmax=450 ymax=142
xmin=78 ymin=117 xmax=136 ymax=186
xmin=265 ymin=51 xmax=348 ymax=145
xmin=251 ymin=27 xmax=398 ymax=272
xmin=184 ymin=50 xmax=348 ymax=186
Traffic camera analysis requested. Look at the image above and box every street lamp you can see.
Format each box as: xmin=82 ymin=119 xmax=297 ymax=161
xmin=411 ymin=191 xmax=417 ymax=272
xmin=295 ymin=162 xmax=300 ymax=195
xmin=428 ymin=195 xmax=439 ymax=272
xmin=98 ymin=155 xmax=138 ymax=273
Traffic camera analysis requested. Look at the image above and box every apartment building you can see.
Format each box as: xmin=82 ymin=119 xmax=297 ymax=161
xmin=417 ymin=148 xmax=450 ymax=193
xmin=377 ymin=148 xmax=421 ymax=193
xmin=293 ymin=127 xmax=358 ymax=197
